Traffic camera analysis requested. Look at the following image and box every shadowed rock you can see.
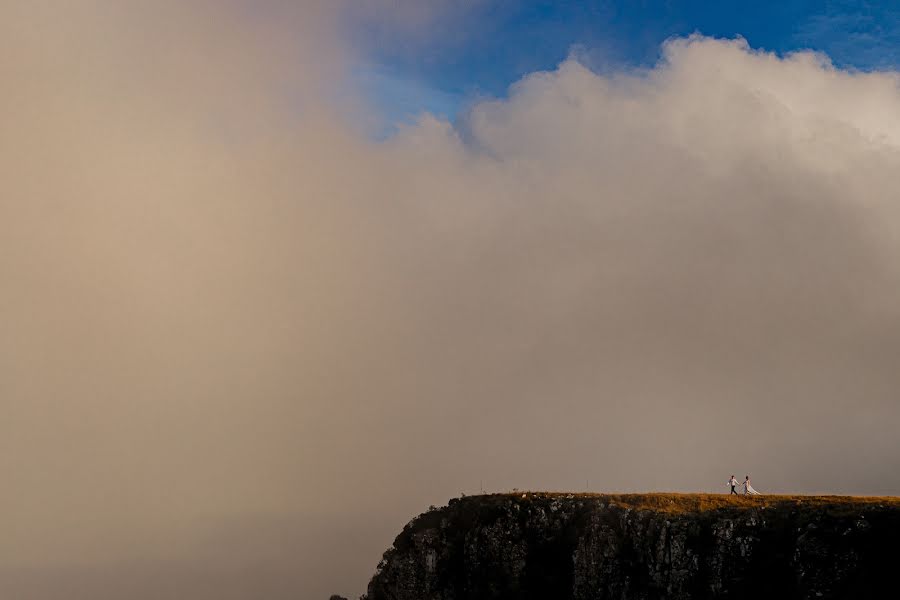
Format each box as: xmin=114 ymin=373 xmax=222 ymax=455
xmin=362 ymin=493 xmax=900 ymax=600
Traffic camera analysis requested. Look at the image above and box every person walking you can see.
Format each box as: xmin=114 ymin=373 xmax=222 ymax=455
xmin=728 ymin=475 xmax=738 ymax=495
xmin=743 ymin=475 xmax=761 ymax=495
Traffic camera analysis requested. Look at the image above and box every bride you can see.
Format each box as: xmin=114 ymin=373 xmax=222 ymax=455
xmin=743 ymin=475 xmax=761 ymax=495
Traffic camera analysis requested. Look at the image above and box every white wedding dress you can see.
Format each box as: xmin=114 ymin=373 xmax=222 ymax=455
xmin=744 ymin=482 xmax=761 ymax=495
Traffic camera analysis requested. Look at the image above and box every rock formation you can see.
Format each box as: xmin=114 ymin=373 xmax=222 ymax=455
xmin=360 ymin=492 xmax=900 ymax=600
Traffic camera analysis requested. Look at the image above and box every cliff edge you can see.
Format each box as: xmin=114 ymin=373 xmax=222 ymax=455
xmin=363 ymin=492 xmax=900 ymax=600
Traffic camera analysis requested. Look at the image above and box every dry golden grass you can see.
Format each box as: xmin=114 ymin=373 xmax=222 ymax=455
xmin=479 ymin=492 xmax=900 ymax=514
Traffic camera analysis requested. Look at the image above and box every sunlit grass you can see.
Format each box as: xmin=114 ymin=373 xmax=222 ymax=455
xmin=468 ymin=492 xmax=900 ymax=514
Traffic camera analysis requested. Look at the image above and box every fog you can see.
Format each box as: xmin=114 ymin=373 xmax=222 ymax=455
xmin=2 ymin=2 xmax=900 ymax=598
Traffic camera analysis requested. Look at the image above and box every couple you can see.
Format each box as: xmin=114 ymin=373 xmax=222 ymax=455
xmin=728 ymin=474 xmax=760 ymax=495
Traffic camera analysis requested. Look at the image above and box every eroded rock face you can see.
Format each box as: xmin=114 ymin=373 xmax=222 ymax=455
xmin=363 ymin=493 xmax=900 ymax=600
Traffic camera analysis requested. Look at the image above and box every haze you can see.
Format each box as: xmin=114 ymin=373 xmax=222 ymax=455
xmin=2 ymin=2 xmax=900 ymax=598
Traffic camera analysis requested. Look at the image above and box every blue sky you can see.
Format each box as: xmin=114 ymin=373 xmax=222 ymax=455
xmin=349 ymin=1 xmax=900 ymax=134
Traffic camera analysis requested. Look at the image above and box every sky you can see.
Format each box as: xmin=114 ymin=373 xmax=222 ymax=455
xmin=2 ymin=1 xmax=900 ymax=599
xmin=350 ymin=1 xmax=900 ymax=131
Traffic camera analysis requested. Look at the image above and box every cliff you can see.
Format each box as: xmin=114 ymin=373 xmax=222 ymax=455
xmin=362 ymin=492 xmax=900 ymax=600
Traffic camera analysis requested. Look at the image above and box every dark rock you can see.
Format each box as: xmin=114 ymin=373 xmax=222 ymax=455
xmin=364 ymin=492 xmax=900 ymax=600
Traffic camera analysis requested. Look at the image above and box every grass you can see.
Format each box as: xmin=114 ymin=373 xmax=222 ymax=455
xmin=466 ymin=491 xmax=900 ymax=515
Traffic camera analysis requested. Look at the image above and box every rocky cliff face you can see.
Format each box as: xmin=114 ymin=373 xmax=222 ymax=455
xmin=362 ymin=493 xmax=900 ymax=600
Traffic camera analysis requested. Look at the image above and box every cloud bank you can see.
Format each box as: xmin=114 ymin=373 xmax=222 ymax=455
xmin=2 ymin=3 xmax=900 ymax=598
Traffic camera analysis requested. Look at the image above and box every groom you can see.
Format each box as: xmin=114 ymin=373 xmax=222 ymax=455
xmin=728 ymin=475 xmax=738 ymax=495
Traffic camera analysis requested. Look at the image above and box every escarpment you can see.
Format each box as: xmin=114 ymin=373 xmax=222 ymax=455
xmin=361 ymin=493 xmax=900 ymax=600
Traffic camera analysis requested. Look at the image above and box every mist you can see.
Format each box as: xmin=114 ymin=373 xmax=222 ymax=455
xmin=3 ymin=2 xmax=900 ymax=598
